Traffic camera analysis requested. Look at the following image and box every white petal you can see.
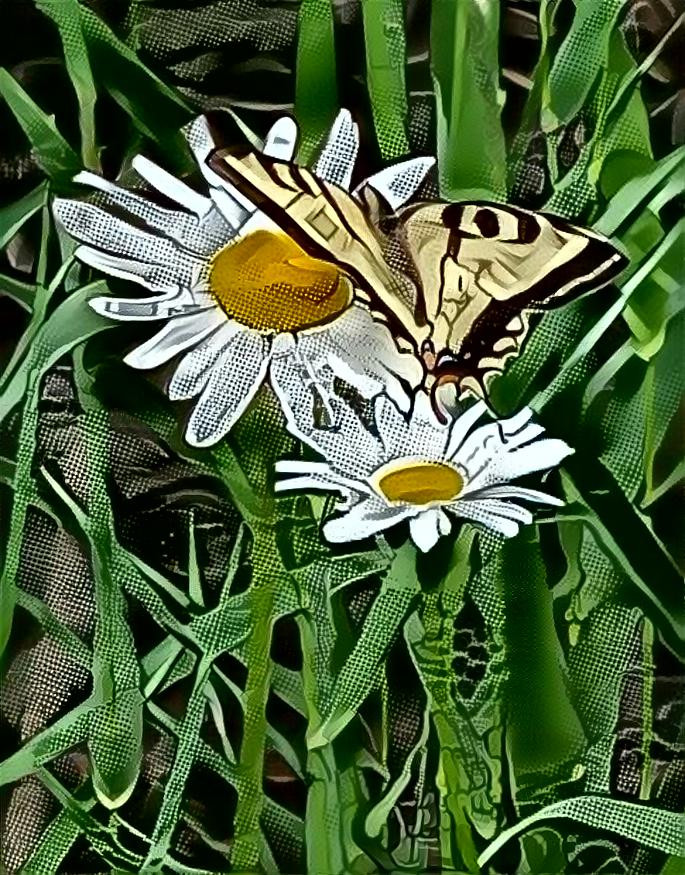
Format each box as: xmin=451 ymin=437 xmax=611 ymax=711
xmin=373 ymin=392 xmax=449 ymax=461
xmin=269 ymin=348 xmax=385 ymax=476
xmin=458 ymin=499 xmax=534 ymax=526
xmin=184 ymin=115 xmax=228 ymax=186
xmin=466 ymin=485 xmax=564 ymax=506
xmin=72 ymin=171 xmax=228 ymax=256
xmin=438 ymin=509 xmax=452 ymax=536
xmin=445 ymin=400 xmax=487 ymax=458
xmin=275 ymin=460 xmax=374 ymax=497
xmin=89 ymin=287 xmax=211 ymax=322
xmin=132 ymin=155 xmax=211 ymax=217
xmin=123 ymin=307 xmax=226 ymax=369
xmin=54 ymin=199 xmax=192 ymax=269
xmin=374 ymin=394 xmax=410 ymax=449
xmin=275 ymin=475 xmax=351 ymax=499
xmin=356 ymin=157 xmax=435 ymax=211
xmin=322 ymin=498 xmax=411 ymax=544
xmin=305 ymin=305 xmax=423 ymax=411
xmin=274 ymin=460 xmax=336 ymax=476
xmin=210 ymin=188 xmax=252 ymax=231
xmin=74 ymin=245 xmax=199 ymax=294
xmin=185 ymin=332 xmax=270 ymax=446
xmin=448 ymin=501 xmax=520 ymax=538
xmin=466 ymin=438 xmax=574 ymax=492
xmin=182 ymin=115 xmax=251 ymax=228
xmin=409 ymin=510 xmax=442 ymax=552
xmin=313 ymin=109 xmax=359 ymax=190
xmin=168 ymin=321 xmax=244 ymax=400
xmin=262 ymin=116 xmax=298 ymax=160
xmin=500 ymin=406 xmax=535 ymax=435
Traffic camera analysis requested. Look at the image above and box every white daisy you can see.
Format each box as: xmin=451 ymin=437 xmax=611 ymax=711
xmin=276 ymin=392 xmax=573 ymax=552
xmin=53 ymin=110 xmax=433 ymax=447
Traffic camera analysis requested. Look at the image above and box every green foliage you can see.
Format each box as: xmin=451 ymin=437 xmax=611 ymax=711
xmin=0 ymin=1 xmax=683 ymax=873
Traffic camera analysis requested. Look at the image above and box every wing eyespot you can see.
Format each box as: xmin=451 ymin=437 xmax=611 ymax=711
xmin=474 ymin=208 xmax=499 ymax=238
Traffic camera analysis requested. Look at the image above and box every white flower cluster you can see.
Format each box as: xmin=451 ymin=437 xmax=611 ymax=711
xmin=54 ymin=111 xmax=572 ymax=550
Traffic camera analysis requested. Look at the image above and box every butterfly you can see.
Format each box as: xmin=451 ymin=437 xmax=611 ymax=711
xmin=208 ymin=146 xmax=627 ymax=401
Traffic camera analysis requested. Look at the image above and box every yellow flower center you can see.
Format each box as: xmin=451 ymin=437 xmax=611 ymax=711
xmin=376 ymin=460 xmax=464 ymax=506
xmin=208 ymin=230 xmax=352 ymax=332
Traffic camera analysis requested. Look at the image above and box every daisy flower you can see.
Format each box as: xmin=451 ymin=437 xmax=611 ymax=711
xmin=276 ymin=392 xmax=573 ymax=552
xmin=53 ymin=111 xmax=432 ymax=447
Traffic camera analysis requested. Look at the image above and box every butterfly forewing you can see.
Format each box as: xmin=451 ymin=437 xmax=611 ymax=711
xmin=207 ymin=148 xmax=428 ymax=348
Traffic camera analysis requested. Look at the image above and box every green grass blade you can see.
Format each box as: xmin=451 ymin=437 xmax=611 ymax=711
xmin=361 ymin=0 xmax=409 ymax=159
xmin=0 ymin=274 xmax=36 ymax=312
xmin=309 ymin=543 xmax=419 ymax=748
xmin=77 ymin=5 xmax=193 ymax=167
xmin=478 ymin=795 xmax=685 ymax=868
xmin=0 ymin=69 xmax=80 ymax=181
xmin=294 ymin=0 xmax=338 ymax=164
xmin=542 ymin=0 xmax=628 ymax=131
xmin=0 ymin=180 xmax=47 ymax=249
xmin=430 ymin=0 xmax=506 ymax=199
xmin=561 ymin=468 xmax=684 ymax=653
xmin=35 ymin=0 xmax=99 ymax=170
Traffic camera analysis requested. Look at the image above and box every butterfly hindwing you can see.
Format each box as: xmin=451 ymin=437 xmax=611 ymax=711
xmin=391 ymin=201 xmax=627 ymax=394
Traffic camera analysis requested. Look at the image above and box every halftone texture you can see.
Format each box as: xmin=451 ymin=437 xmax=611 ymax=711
xmin=2 ymin=0 xmax=684 ymax=871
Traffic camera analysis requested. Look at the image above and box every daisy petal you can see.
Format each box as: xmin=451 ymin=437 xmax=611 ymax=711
xmin=323 ymin=498 xmax=412 ymax=544
xmin=467 ymin=485 xmax=564 ymax=506
xmin=409 ymin=509 xmax=442 ymax=552
xmin=449 ymin=501 xmax=521 ymax=538
xmin=89 ymin=288 xmax=210 ymax=322
xmin=124 ymin=308 xmax=226 ymax=369
xmin=313 ymin=109 xmax=359 ymax=190
xmin=270 ymin=351 xmax=386 ymax=476
xmin=357 ymin=157 xmax=435 ymax=211
xmin=73 ymin=171 xmax=229 ymax=257
xmin=312 ymin=305 xmax=423 ymax=411
xmin=132 ymin=155 xmax=211 ymax=217
xmin=467 ymin=439 xmax=574 ymax=491
xmin=501 ymin=406 xmax=535 ymax=435
xmin=275 ymin=460 xmax=374 ymax=496
xmin=182 ymin=115 xmax=252 ymax=228
xmin=262 ymin=116 xmax=298 ymax=161
xmin=445 ymin=400 xmax=487 ymax=458
xmin=185 ymin=332 xmax=270 ymax=446
xmin=274 ymin=475 xmax=352 ymax=498
xmin=75 ymin=245 xmax=203 ymax=294
xmin=184 ymin=115 xmax=230 ymax=185
xmin=438 ymin=510 xmax=452 ymax=536
xmin=168 ymin=321 xmax=244 ymax=400
xmin=460 ymin=499 xmax=534 ymax=526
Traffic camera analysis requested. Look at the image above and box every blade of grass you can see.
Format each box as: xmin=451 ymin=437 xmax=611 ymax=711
xmin=77 ymin=5 xmax=193 ymax=169
xmin=309 ymin=542 xmax=419 ymax=748
xmin=0 ymin=180 xmax=47 ymax=249
xmin=0 ymin=274 xmax=36 ymax=312
xmin=361 ymin=0 xmax=409 ymax=159
xmin=0 ymin=69 xmax=80 ymax=181
xmin=35 ymin=0 xmax=99 ymax=170
xmin=294 ymin=0 xmax=338 ymax=165
xmin=430 ymin=0 xmax=507 ymax=199
xmin=478 ymin=795 xmax=685 ymax=868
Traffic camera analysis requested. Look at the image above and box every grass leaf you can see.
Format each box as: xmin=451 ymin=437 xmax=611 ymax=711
xmin=294 ymin=0 xmax=338 ymax=164
xmin=430 ymin=0 xmax=507 ymax=199
xmin=0 ymin=69 xmax=80 ymax=181
xmin=35 ymin=0 xmax=99 ymax=169
xmin=361 ymin=0 xmax=409 ymax=159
